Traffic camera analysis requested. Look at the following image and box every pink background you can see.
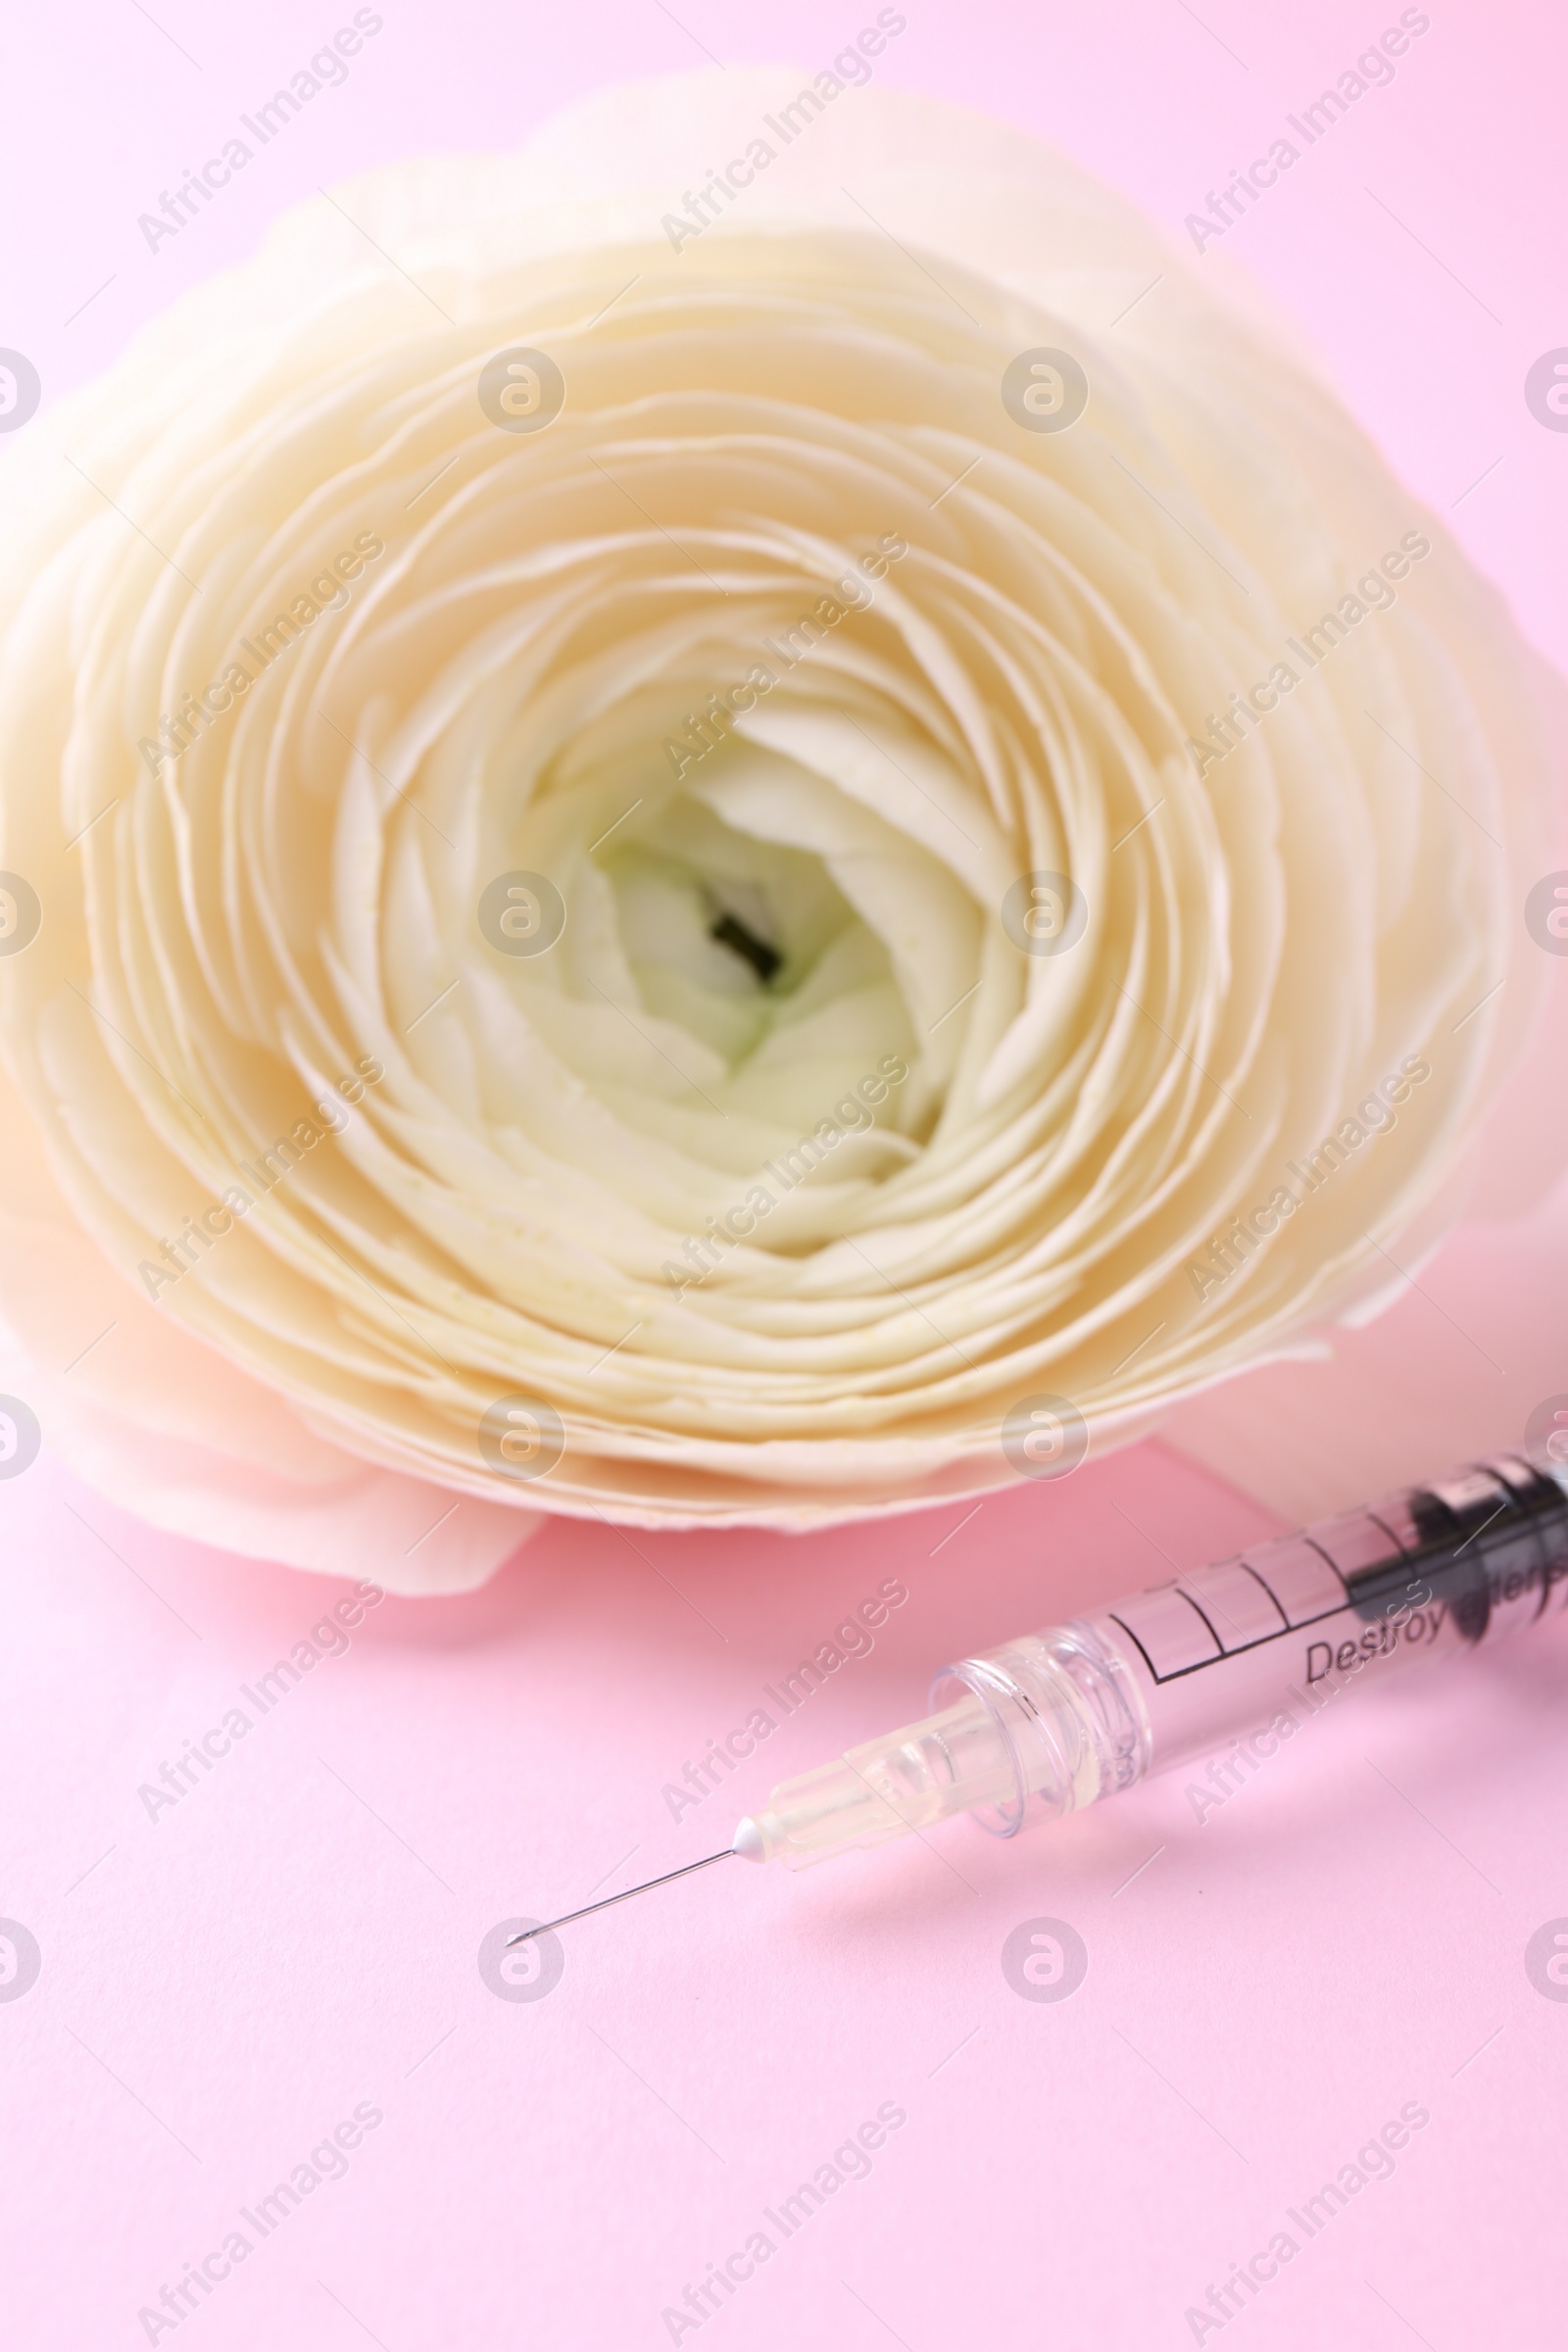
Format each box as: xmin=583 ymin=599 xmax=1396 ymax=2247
xmin=3 ymin=3 xmax=1567 ymax=2346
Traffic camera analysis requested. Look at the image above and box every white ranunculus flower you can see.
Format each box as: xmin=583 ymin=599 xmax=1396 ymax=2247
xmin=0 ymin=69 xmax=1554 ymax=1588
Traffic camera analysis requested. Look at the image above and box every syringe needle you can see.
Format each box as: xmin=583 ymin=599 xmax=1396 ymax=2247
xmin=506 ymin=1847 xmax=740 ymax=1945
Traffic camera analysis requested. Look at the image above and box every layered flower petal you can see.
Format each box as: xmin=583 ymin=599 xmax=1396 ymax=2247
xmin=0 ymin=70 xmax=1551 ymax=1577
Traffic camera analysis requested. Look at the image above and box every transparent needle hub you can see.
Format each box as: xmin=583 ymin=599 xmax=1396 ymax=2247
xmin=735 ymin=1622 xmax=1149 ymax=1869
xmin=734 ymin=1690 xmax=1014 ymax=1868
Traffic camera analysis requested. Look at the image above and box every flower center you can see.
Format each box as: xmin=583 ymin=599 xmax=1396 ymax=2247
xmin=706 ymin=900 xmax=780 ymax=986
xmin=594 ymin=777 xmax=890 ymax=1076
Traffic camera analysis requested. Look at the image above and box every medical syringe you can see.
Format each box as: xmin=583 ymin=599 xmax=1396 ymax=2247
xmin=510 ymin=1449 xmax=1568 ymax=1943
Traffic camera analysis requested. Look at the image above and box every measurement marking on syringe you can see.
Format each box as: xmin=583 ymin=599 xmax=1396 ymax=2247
xmin=1171 ymin=1586 xmax=1225 ymax=1654
xmin=1301 ymin=1536 xmax=1356 ymax=1603
xmin=1367 ymin=1510 xmax=1409 ymax=1560
xmin=1106 ymin=1590 xmax=1373 ymax=1687
xmin=1233 ymin=1558 xmax=1291 ymax=1629
xmin=1104 ymin=1614 xmax=1162 ymax=1682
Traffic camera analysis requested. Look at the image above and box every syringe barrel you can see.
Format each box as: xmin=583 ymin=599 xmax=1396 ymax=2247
xmin=944 ymin=1452 xmax=1568 ymax=1840
xmin=741 ymin=1453 xmax=1568 ymax=1869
